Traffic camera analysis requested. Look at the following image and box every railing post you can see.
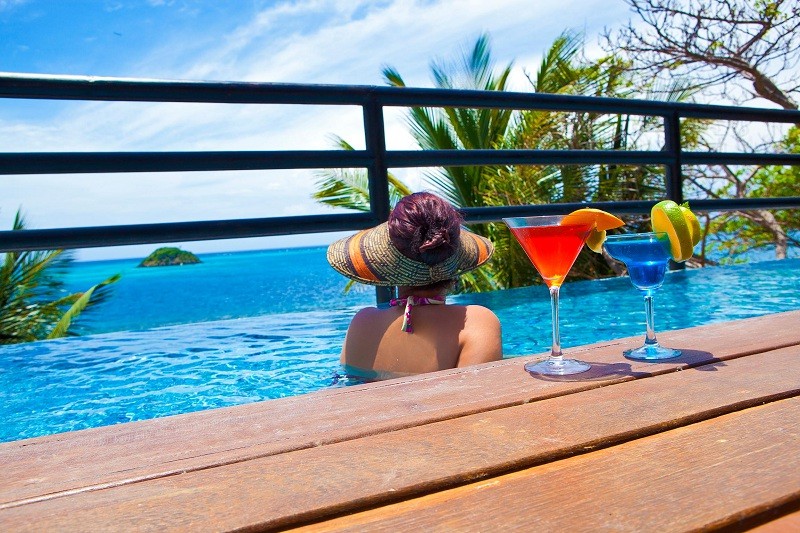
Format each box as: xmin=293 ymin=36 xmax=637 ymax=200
xmin=664 ymin=110 xmax=686 ymax=270
xmin=663 ymin=111 xmax=684 ymax=205
xmin=363 ymin=95 xmax=394 ymax=304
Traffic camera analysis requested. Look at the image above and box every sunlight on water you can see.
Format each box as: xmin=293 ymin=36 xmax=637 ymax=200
xmin=1 ymin=258 xmax=799 ymax=443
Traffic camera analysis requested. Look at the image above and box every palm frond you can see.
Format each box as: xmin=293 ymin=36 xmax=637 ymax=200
xmin=387 ymin=174 xmax=413 ymax=203
xmin=0 ymin=208 xmax=121 ymax=343
xmin=382 ymin=66 xmax=406 ymax=88
xmin=46 ymin=274 xmax=121 ymax=339
xmin=314 ymin=135 xmax=412 ymax=211
xmin=313 ymin=168 xmax=372 ymax=211
xmin=535 ymin=31 xmax=584 ymax=94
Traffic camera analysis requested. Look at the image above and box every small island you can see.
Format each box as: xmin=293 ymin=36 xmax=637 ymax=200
xmin=138 ymin=247 xmax=201 ymax=267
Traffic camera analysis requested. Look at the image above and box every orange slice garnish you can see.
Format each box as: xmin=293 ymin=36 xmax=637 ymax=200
xmin=562 ymin=208 xmax=625 ymax=253
xmin=562 ymin=208 xmax=625 ymax=231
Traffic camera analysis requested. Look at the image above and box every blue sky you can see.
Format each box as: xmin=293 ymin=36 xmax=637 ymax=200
xmin=1 ymin=0 xmax=634 ymax=260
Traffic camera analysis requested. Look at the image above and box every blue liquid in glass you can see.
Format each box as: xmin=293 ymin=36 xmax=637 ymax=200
xmin=603 ymin=234 xmax=671 ymax=292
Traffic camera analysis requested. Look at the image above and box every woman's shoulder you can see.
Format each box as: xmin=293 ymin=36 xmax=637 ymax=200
xmin=350 ymin=306 xmax=381 ymax=321
xmin=349 ymin=305 xmax=394 ymax=328
xmin=461 ymin=303 xmax=500 ymax=322
xmin=352 ymin=305 xmax=380 ymax=316
xmin=456 ymin=304 xmax=503 ymax=365
xmin=439 ymin=303 xmax=501 ymax=333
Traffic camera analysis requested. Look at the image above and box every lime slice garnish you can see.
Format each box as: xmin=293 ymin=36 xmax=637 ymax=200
xmin=680 ymin=204 xmax=702 ymax=246
xmin=651 ymin=200 xmax=694 ymax=262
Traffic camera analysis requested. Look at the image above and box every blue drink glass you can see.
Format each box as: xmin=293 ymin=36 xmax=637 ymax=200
xmin=603 ymin=232 xmax=681 ymax=360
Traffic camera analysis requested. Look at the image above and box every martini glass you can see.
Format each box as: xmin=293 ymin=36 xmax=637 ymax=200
xmin=603 ymin=232 xmax=681 ymax=360
xmin=504 ymin=215 xmax=593 ymax=375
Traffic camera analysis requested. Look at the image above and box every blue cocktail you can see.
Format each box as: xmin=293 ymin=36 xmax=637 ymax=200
xmin=603 ymin=232 xmax=681 ymax=360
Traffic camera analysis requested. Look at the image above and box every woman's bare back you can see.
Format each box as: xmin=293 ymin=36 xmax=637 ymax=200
xmin=341 ymin=304 xmax=502 ymax=375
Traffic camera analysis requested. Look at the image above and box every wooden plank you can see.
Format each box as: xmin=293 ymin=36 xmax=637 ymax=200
xmin=747 ymin=509 xmax=800 ymax=532
xmin=2 ymin=310 xmax=798 ymax=508
xmin=290 ymin=398 xmax=800 ymax=532
xmin=1 ymin=346 xmax=798 ymax=532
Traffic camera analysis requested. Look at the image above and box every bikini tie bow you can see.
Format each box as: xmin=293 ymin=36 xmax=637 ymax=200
xmin=388 ymin=295 xmax=445 ymax=333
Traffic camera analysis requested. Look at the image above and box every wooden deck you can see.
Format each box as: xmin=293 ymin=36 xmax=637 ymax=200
xmin=2 ymin=310 xmax=799 ymax=532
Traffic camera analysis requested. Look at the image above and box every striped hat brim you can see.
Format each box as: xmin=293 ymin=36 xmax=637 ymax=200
xmin=327 ymin=223 xmax=493 ymax=287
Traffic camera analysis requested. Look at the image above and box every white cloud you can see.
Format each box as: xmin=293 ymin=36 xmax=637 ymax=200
xmin=0 ymin=0 xmax=29 ymax=11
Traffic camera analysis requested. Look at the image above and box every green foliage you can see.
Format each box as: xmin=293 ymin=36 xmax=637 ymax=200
xmin=502 ymin=31 xmax=696 ymax=206
xmin=0 ymin=210 xmax=120 ymax=344
xmin=704 ymin=127 xmax=800 ymax=261
xmin=381 ymin=34 xmax=515 ymax=292
xmin=485 ymin=30 xmax=699 ymax=285
xmin=314 ymin=34 xmax=515 ymax=293
xmin=606 ymin=0 xmax=799 ymax=261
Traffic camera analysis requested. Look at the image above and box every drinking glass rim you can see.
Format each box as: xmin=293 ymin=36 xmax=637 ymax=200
xmin=502 ymin=214 xmax=569 ymax=228
xmin=604 ymin=231 xmax=668 ymax=241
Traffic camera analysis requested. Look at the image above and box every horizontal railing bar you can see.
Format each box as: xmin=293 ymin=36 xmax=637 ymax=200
xmin=3 ymin=197 xmax=798 ymax=253
xmin=3 ymin=73 xmax=800 ymax=123
xmin=0 ymin=151 xmax=374 ymax=175
xmin=5 ymin=149 xmax=799 ymax=176
xmin=385 ymin=150 xmax=672 ymax=167
xmin=0 ymin=149 xmax=672 ymax=175
xmin=678 ymin=197 xmax=800 ymax=211
xmin=375 ymin=88 xmax=800 ymax=123
xmin=460 ymin=202 xmax=659 ymax=223
xmin=0 ymin=73 xmax=376 ymax=106
xmin=460 ymin=197 xmax=800 ymax=224
xmin=682 ymin=152 xmax=800 ymax=166
xmin=0 ymin=212 xmax=378 ymax=252
xmin=387 ymin=151 xmax=800 ymax=169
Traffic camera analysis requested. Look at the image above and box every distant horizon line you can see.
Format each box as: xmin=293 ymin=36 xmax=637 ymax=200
xmin=74 ymin=243 xmax=331 ymax=263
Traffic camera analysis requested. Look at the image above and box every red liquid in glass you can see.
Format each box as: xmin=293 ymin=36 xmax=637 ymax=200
xmin=510 ymin=223 xmax=592 ymax=287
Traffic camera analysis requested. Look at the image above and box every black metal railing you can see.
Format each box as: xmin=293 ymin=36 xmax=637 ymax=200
xmin=3 ymin=73 xmax=800 ymax=299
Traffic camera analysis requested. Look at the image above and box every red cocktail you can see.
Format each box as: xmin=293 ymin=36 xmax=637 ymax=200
xmin=504 ymin=215 xmax=593 ymax=375
xmin=508 ymin=223 xmax=592 ymax=288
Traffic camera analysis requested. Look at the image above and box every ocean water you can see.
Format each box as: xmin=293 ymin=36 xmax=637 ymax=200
xmin=60 ymin=247 xmax=377 ymax=334
xmin=1 ymin=248 xmax=799 ymax=443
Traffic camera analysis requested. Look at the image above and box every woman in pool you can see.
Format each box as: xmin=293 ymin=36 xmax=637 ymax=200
xmin=327 ymin=192 xmax=502 ymax=378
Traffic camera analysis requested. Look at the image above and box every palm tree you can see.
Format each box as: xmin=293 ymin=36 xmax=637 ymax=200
xmin=0 ymin=210 xmax=120 ymax=344
xmin=382 ymin=33 xmax=515 ymax=211
xmin=315 ymin=34 xmax=514 ymax=292
xmin=505 ymin=31 xmax=658 ymax=205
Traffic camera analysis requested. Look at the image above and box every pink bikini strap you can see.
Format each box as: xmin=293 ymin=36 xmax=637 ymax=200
xmin=388 ymin=295 xmax=445 ymax=333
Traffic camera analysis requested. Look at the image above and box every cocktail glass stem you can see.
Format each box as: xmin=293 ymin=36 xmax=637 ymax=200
xmin=644 ymin=294 xmax=657 ymax=346
xmin=549 ymin=286 xmax=562 ymax=358
xmin=623 ymin=290 xmax=680 ymax=360
xmin=523 ymin=283 xmax=590 ymax=376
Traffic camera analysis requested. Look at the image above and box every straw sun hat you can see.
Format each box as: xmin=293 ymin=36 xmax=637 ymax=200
xmin=327 ymin=222 xmax=494 ymax=287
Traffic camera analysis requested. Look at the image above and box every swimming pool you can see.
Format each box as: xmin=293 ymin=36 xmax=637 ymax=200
xmin=2 ymin=259 xmax=799 ymax=443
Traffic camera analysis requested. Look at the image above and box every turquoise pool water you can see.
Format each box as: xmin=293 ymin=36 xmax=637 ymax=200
xmin=2 ymin=258 xmax=799 ymax=443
